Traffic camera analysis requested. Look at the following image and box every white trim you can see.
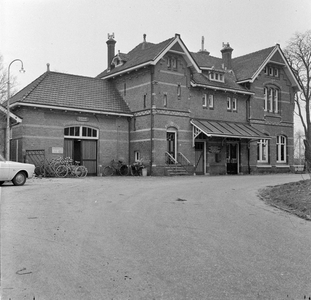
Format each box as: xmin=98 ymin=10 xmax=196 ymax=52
xmin=191 ymin=81 xmax=254 ymax=96
xmin=10 ymin=102 xmax=133 ymax=117
xmin=0 ymin=105 xmax=22 ymax=123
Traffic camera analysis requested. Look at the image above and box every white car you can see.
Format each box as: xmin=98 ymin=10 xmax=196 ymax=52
xmin=0 ymin=154 xmax=35 ymax=186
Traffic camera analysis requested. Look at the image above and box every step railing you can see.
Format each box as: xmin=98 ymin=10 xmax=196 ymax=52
xmin=177 ymin=152 xmax=192 ymax=166
xmin=165 ymin=152 xmax=178 ymax=164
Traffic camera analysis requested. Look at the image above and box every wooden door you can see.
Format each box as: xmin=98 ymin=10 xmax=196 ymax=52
xmin=195 ymin=142 xmax=204 ymax=175
xmin=81 ymin=140 xmax=97 ymax=176
xmin=226 ymin=143 xmax=238 ymax=174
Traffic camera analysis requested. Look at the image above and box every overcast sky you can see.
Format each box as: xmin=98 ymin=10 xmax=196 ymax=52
xmin=1 ymin=0 xmax=311 ymax=92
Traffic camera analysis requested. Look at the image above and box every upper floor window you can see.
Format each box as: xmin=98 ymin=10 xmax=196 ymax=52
xmin=143 ymin=94 xmax=147 ymax=108
xmin=257 ymin=139 xmax=269 ymax=163
xmin=227 ymin=97 xmax=237 ymax=112
xmin=203 ymin=94 xmax=207 ymax=108
xmin=177 ymin=83 xmax=181 ymax=99
xmin=276 ymin=135 xmax=287 ymax=163
xmin=167 ymin=56 xmax=177 ymax=70
xmin=264 ymin=86 xmax=279 ymax=113
xmin=264 ymin=65 xmax=279 ymax=78
xmin=203 ymin=94 xmax=214 ymax=109
xmin=210 ymin=71 xmax=225 ymax=82
xmin=163 ymin=93 xmax=167 ymax=107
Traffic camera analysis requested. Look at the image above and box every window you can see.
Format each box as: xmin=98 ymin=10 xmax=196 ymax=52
xmin=163 ymin=93 xmax=167 ymax=107
xmin=202 ymin=94 xmax=207 ymax=108
xmin=143 ymin=94 xmax=147 ymax=108
xmin=276 ymin=135 xmax=286 ymax=163
xmin=208 ymin=95 xmax=214 ymax=109
xmin=177 ymin=83 xmax=181 ymax=98
xmin=264 ymin=86 xmax=280 ymax=113
xmin=264 ymin=65 xmax=279 ymax=78
xmin=134 ymin=150 xmax=141 ymax=162
xmin=172 ymin=57 xmax=177 ymax=69
xmin=64 ymin=126 xmax=98 ymax=139
xmin=232 ymin=98 xmax=237 ymax=111
xmin=257 ymin=139 xmax=269 ymax=163
xmin=209 ymin=71 xmax=225 ymax=82
xmin=167 ymin=57 xmax=171 ymax=68
xmin=227 ymin=97 xmax=231 ymax=110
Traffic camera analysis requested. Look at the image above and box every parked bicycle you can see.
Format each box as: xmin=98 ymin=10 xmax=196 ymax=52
xmin=103 ymin=159 xmax=129 ymax=176
xmin=130 ymin=160 xmax=145 ymax=176
xmin=55 ymin=157 xmax=88 ymax=178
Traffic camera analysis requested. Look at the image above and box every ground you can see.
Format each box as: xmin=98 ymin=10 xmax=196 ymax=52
xmin=1 ymin=174 xmax=311 ymax=300
xmin=259 ymin=174 xmax=311 ymax=221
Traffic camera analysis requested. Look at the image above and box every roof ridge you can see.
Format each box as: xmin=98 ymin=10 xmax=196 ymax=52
xmin=233 ymin=45 xmax=275 ymax=61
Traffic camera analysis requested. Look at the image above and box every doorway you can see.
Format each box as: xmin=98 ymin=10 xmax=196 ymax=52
xmin=167 ymin=131 xmax=176 ymax=164
xmin=195 ymin=141 xmax=205 ymax=175
xmin=64 ymin=139 xmax=97 ymax=175
xmin=226 ymin=143 xmax=239 ymax=174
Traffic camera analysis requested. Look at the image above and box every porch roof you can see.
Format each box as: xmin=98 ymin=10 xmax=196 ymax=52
xmin=191 ymin=119 xmax=270 ymax=140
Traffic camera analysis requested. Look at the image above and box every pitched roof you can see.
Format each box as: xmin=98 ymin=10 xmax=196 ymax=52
xmin=232 ymin=46 xmax=275 ymax=81
xmin=97 ymin=38 xmax=174 ymax=78
xmin=9 ymin=71 xmax=132 ymax=115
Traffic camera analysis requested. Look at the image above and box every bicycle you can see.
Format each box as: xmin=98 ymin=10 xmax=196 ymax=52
xmin=55 ymin=158 xmax=88 ymax=178
xmin=103 ymin=159 xmax=129 ymax=176
xmin=130 ymin=161 xmax=144 ymax=176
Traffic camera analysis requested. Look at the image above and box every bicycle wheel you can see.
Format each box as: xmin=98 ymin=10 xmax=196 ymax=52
xmin=119 ymin=165 xmax=129 ymax=176
xmin=75 ymin=166 xmax=87 ymax=178
xmin=55 ymin=165 xmax=68 ymax=178
xmin=103 ymin=166 xmax=114 ymax=176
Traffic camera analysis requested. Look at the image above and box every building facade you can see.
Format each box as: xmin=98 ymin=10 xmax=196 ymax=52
xmin=2 ymin=34 xmax=300 ymax=176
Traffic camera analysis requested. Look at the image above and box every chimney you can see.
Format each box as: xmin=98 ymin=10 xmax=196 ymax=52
xmin=142 ymin=34 xmax=147 ymax=50
xmin=106 ymin=33 xmax=116 ymax=70
xmin=221 ymin=42 xmax=233 ymax=69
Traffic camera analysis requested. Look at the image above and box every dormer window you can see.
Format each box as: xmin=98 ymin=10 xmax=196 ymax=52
xmin=209 ymin=71 xmax=225 ymax=82
xmin=264 ymin=65 xmax=279 ymax=78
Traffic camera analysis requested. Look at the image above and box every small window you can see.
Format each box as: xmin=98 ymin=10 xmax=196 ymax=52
xmin=177 ymin=83 xmax=181 ymax=98
xmin=210 ymin=73 xmax=214 ymax=80
xmin=274 ymin=68 xmax=279 ymax=77
xmin=264 ymin=87 xmax=268 ymax=111
xmin=167 ymin=57 xmax=171 ymax=68
xmin=232 ymin=98 xmax=237 ymax=111
xmin=143 ymin=94 xmax=147 ymax=108
xmin=219 ymin=74 xmax=223 ymax=81
xmin=274 ymin=89 xmax=279 ymax=113
xmin=227 ymin=97 xmax=231 ymax=110
xmin=163 ymin=93 xmax=167 ymax=107
xmin=172 ymin=57 xmax=177 ymax=69
xmin=134 ymin=150 xmax=141 ymax=162
xmin=264 ymin=66 xmax=267 ymax=74
xmin=202 ymin=94 xmax=207 ymax=108
xmin=208 ymin=95 xmax=214 ymax=109
xmin=269 ymin=89 xmax=273 ymax=112
xmin=269 ymin=67 xmax=273 ymax=76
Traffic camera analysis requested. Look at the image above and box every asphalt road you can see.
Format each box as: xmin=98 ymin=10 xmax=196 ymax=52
xmin=1 ymin=174 xmax=311 ymax=300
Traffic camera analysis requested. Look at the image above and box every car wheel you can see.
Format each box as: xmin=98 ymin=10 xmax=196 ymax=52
xmin=0 ymin=181 xmax=4 ymax=186
xmin=12 ymin=172 xmax=27 ymax=186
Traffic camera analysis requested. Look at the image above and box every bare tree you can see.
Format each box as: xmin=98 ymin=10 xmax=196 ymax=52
xmin=0 ymin=55 xmax=18 ymax=104
xmin=284 ymin=30 xmax=311 ymax=171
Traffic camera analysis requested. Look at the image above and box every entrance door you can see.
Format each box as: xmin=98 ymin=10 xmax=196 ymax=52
xmin=226 ymin=143 xmax=238 ymax=174
xmin=167 ymin=132 xmax=176 ymax=164
xmin=64 ymin=139 xmax=97 ymax=176
xmin=195 ymin=142 xmax=204 ymax=175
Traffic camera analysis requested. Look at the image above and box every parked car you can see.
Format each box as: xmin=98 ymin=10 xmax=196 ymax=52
xmin=0 ymin=154 xmax=35 ymax=186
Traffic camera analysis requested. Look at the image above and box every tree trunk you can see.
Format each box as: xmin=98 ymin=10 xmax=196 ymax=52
xmin=304 ymin=131 xmax=311 ymax=172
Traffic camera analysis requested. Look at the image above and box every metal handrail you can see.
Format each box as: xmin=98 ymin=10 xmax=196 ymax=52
xmin=165 ymin=152 xmax=178 ymax=164
xmin=178 ymin=152 xmax=191 ymax=166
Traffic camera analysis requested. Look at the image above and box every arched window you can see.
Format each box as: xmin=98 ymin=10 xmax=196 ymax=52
xmin=257 ymin=138 xmax=269 ymax=163
xmin=264 ymin=86 xmax=280 ymax=113
xmin=64 ymin=126 xmax=98 ymax=139
xmin=276 ymin=135 xmax=287 ymax=163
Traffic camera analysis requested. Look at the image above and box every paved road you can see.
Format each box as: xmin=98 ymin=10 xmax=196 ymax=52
xmin=1 ymin=174 xmax=311 ymax=300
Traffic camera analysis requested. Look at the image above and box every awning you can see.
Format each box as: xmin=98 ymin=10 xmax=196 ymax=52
xmin=191 ymin=119 xmax=270 ymax=145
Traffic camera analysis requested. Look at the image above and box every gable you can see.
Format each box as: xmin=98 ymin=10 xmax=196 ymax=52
xmin=170 ymin=42 xmax=184 ymax=53
xmin=270 ymin=51 xmax=284 ymax=64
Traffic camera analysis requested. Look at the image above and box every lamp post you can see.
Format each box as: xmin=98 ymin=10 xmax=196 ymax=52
xmin=6 ymin=59 xmax=25 ymax=160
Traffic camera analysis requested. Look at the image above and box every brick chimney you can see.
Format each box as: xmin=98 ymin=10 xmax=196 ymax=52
xmin=106 ymin=33 xmax=116 ymax=71
xmin=221 ymin=42 xmax=233 ymax=70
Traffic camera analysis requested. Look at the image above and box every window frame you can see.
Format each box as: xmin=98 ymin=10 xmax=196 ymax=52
xmin=232 ymin=98 xmax=237 ymax=112
xmin=227 ymin=97 xmax=231 ymax=111
xmin=276 ymin=135 xmax=287 ymax=163
xmin=163 ymin=93 xmax=167 ymax=107
xmin=64 ymin=126 xmax=98 ymax=140
xmin=208 ymin=94 xmax=214 ymax=109
xmin=257 ymin=139 xmax=269 ymax=163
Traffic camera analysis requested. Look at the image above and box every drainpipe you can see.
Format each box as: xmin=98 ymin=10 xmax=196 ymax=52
xmin=150 ymin=66 xmax=155 ymax=175
xmin=128 ymin=117 xmax=131 ymax=165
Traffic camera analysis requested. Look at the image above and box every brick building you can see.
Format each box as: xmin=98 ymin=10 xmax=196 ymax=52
xmin=2 ymin=33 xmax=300 ymax=176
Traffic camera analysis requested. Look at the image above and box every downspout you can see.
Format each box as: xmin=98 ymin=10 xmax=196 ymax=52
xmin=247 ymin=94 xmax=252 ymax=174
xmin=150 ymin=66 xmax=155 ymax=175
xmin=128 ymin=117 xmax=131 ymax=165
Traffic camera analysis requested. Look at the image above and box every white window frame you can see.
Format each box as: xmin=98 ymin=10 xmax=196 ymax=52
xmin=227 ymin=97 xmax=231 ymax=110
xmin=257 ymin=139 xmax=269 ymax=163
xmin=64 ymin=126 xmax=99 ymax=140
xmin=232 ymin=98 xmax=237 ymax=111
xmin=134 ymin=150 xmax=141 ymax=162
xmin=264 ymin=87 xmax=268 ymax=111
xmin=163 ymin=93 xmax=167 ymax=107
xmin=269 ymin=89 xmax=273 ymax=112
xmin=276 ymin=135 xmax=286 ymax=163
xmin=202 ymin=94 xmax=207 ymax=108
xmin=274 ymin=89 xmax=279 ymax=113
xmin=208 ymin=94 xmax=214 ymax=109
xmin=209 ymin=71 xmax=225 ymax=83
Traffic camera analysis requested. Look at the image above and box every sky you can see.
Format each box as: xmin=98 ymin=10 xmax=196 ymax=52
xmin=1 ymin=0 xmax=310 ymax=91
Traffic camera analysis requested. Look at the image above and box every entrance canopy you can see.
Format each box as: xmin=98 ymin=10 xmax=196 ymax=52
xmin=191 ymin=119 xmax=269 ymax=145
